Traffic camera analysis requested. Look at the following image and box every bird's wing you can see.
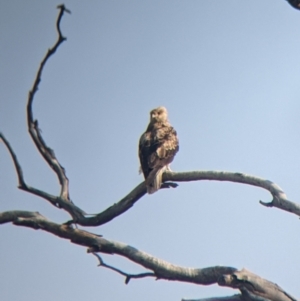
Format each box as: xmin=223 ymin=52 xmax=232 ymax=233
xmin=139 ymin=131 xmax=156 ymax=178
xmin=152 ymin=126 xmax=179 ymax=168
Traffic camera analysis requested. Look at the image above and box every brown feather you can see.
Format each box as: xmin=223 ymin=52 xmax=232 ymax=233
xmin=138 ymin=106 xmax=179 ymax=194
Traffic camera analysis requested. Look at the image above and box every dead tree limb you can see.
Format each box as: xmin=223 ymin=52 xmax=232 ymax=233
xmin=218 ymin=269 xmax=297 ymax=301
xmin=0 ymin=132 xmax=85 ymax=218
xmin=166 ymin=171 xmax=300 ymax=217
xmin=65 ymin=170 xmax=299 ymax=227
xmin=0 ymin=4 xmax=299 ymax=301
xmin=0 ymin=209 xmax=238 ymax=285
xmin=27 ymin=4 xmax=71 ymax=202
xmin=0 ymin=210 xmax=296 ymax=301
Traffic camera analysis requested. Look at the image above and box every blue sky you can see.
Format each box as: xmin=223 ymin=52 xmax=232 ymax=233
xmin=1 ymin=1 xmax=300 ymax=300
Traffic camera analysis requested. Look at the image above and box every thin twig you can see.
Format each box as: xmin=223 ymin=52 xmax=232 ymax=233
xmin=0 ymin=133 xmax=25 ymax=187
xmin=92 ymin=253 xmax=156 ymax=284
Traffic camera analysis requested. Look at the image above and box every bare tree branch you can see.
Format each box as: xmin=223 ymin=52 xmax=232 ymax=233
xmin=0 ymin=210 xmax=296 ymax=300
xmin=92 ymin=252 xmax=156 ymax=284
xmin=3 ymin=126 xmax=298 ymax=225
xmin=0 ymin=210 xmax=40 ymax=224
xmin=68 ymin=182 xmax=147 ymax=226
xmin=26 ymin=4 xmax=71 ymax=201
xmin=1 ymin=209 xmax=236 ymax=285
xmin=0 ymin=5 xmax=85 ymax=220
xmin=182 ymin=296 xmax=242 ymax=301
xmin=166 ymin=171 xmax=286 ymax=201
xmin=239 ymin=289 xmax=273 ymax=301
xmin=0 ymin=132 xmax=85 ymax=218
xmin=218 ymin=269 xmax=297 ymax=301
xmin=0 ymin=133 xmax=57 ymax=204
xmin=7 ymin=4 xmax=298 ymax=227
xmin=1 ymin=5 xmax=299 ymax=301
xmin=66 ymin=170 xmax=300 ymax=227
xmin=0 ymin=133 xmax=25 ymax=187
xmin=3 ymin=118 xmax=299 ymax=226
xmin=165 ymin=171 xmax=300 ymax=217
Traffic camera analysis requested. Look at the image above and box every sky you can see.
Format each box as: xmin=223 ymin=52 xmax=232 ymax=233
xmin=1 ymin=1 xmax=300 ymax=300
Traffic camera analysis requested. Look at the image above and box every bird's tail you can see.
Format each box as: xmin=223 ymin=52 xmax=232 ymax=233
xmin=146 ymin=166 xmax=167 ymax=194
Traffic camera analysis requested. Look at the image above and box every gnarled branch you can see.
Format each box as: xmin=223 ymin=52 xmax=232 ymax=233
xmin=218 ymin=269 xmax=297 ymax=301
xmin=27 ymin=4 xmax=71 ymax=201
xmin=1 ymin=4 xmax=299 ymax=301
xmin=3 ymin=125 xmax=299 ymax=225
xmin=0 ymin=132 xmax=85 ymax=218
xmin=0 ymin=6 xmax=85 ymax=221
xmin=0 ymin=209 xmax=295 ymax=301
xmin=0 ymin=209 xmax=236 ymax=285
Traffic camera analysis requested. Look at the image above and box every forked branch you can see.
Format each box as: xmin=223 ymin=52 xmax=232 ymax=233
xmin=3 ymin=123 xmax=299 ymax=224
xmin=0 ymin=6 xmax=85 ymax=220
xmin=2 ymin=4 xmax=299 ymax=229
xmin=0 ymin=210 xmax=237 ymax=285
xmin=1 ymin=4 xmax=299 ymax=301
xmin=0 ymin=210 xmax=296 ymax=301
xmin=0 ymin=132 xmax=85 ymax=218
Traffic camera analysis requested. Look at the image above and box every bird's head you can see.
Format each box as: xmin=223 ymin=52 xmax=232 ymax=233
xmin=149 ymin=106 xmax=168 ymax=123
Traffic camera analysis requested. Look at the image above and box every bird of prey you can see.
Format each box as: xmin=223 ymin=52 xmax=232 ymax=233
xmin=139 ymin=106 xmax=179 ymax=194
